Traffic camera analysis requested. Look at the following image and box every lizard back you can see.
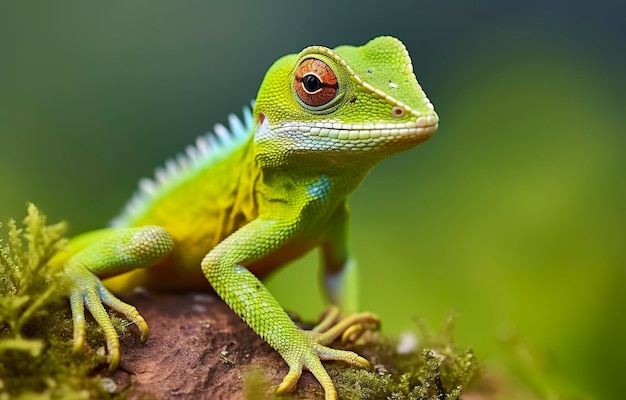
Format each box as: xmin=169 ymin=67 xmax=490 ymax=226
xmin=108 ymin=104 xmax=260 ymax=286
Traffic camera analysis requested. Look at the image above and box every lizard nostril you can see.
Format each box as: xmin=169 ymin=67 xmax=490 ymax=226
xmin=391 ymin=106 xmax=405 ymax=118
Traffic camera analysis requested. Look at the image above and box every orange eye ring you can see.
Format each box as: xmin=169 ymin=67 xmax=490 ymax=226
xmin=294 ymin=58 xmax=338 ymax=107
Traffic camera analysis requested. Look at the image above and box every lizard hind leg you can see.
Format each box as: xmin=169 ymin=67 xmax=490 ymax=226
xmin=311 ymin=304 xmax=380 ymax=346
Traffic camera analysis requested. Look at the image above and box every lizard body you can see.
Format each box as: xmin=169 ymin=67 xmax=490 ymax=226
xmin=53 ymin=36 xmax=438 ymax=399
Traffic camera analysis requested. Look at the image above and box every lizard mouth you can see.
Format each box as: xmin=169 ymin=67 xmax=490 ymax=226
xmin=308 ymin=114 xmax=438 ymax=140
xmin=276 ymin=112 xmax=438 ymax=148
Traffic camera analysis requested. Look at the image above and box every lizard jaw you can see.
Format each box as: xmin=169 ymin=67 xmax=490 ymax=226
xmin=272 ymin=111 xmax=438 ymax=151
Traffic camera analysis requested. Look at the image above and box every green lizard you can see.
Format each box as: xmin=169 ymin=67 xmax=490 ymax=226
xmin=51 ymin=36 xmax=438 ymax=399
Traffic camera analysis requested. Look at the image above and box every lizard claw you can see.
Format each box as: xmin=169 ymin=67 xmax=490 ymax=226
xmin=276 ymin=365 xmax=302 ymax=394
xmin=341 ymin=323 xmax=365 ymax=343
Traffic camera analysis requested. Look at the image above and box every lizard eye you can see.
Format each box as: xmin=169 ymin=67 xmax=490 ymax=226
xmin=302 ymin=74 xmax=322 ymax=93
xmin=294 ymin=59 xmax=338 ymax=107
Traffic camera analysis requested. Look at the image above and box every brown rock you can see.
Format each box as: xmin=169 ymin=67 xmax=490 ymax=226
xmin=107 ymin=291 xmax=322 ymax=400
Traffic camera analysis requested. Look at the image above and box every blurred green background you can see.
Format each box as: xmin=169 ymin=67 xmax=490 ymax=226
xmin=1 ymin=2 xmax=623 ymax=398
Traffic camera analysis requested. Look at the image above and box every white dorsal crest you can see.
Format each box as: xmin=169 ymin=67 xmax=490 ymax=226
xmin=110 ymin=103 xmax=254 ymax=227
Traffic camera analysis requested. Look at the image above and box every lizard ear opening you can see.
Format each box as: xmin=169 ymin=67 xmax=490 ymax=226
xmin=294 ymin=58 xmax=338 ymax=107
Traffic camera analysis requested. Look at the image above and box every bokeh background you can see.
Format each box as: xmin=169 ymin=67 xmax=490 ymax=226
xmin=1 ymin=2 xmax=623 ymax=398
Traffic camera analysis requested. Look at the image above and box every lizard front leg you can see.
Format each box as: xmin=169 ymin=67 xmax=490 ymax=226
xmin=57 ymin=226 xmax=173 ymax=370
xmin=201 ymin=217 xmax=370 ymax=400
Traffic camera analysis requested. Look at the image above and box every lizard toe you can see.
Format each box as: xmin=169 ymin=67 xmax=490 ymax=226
xmin=308 ymin=311 xmax=380 ymax=346
xmin=315 ymin=344 xmax=371 ymax=370
xmin=276 ymin=364 xmax=302 ymax=394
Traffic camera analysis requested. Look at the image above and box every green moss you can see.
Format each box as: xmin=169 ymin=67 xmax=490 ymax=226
xmin=0 ymin=204 xmax=122 ymax=400
xmin=325 ymin=315 xmax=476 ymax=400
xmin=244 ymin=366 xmax=276 ymax=400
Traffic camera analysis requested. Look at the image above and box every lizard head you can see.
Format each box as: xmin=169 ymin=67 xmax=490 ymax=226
xmin=253 ymin=36 xmax=438 ymax=170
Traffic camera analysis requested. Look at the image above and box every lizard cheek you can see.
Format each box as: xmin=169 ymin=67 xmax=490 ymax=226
xmin=294 ymin=58 xmax=338 ymax=107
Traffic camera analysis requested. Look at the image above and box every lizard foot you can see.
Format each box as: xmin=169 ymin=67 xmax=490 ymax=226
xmin=61 ymin=226 xmax=172 ymax=370
xmin=276 ymin=307 xmax=379 ymax=400
xmin=67 ymin=266 xmax=149 ymax=371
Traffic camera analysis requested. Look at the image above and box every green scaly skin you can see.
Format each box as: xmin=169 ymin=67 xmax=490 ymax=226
xmin=51 ymin=36 xmax=439 ymax=399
